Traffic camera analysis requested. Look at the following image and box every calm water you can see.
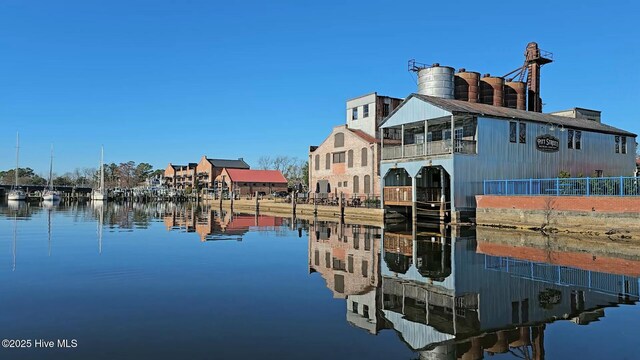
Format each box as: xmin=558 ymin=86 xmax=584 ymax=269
xmin=1 ymin=201 xmax=639 ymax=359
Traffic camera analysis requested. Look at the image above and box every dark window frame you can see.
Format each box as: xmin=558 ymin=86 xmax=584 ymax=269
xmin=519 ymin=123 xmax=526 ymax=144
xmin=509 ymin=121 xmax=517 ymax=143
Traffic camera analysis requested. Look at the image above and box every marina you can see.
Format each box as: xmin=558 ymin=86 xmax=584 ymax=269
xmin=1 ymin=201 xmax=639 ymax=359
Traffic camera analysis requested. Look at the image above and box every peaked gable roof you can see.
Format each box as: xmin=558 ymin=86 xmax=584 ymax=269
xmin=382 ymin=93 xmax=635 ymax=137
xmin=206 ymin=158 xmax=250 ymax=169
xmin=225 ymin=169 xmax=287 ymax=183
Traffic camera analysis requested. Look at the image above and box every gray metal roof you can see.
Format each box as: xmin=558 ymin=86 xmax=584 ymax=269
xmin=397 ymin=94 xmax=636 ymax=137
xmin=206 ymin=158 xmax=250 ymax=169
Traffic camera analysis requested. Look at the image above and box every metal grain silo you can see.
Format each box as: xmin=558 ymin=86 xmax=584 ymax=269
xmin=417 ymin=64 xmax=455 ymax=99
xmin=504 ymin=81 xmax=527 ymax=110
xmin=454 ymin=68 xmax=480 ymax=102
xmin=479 ymin=74 xmax=504 ymax=107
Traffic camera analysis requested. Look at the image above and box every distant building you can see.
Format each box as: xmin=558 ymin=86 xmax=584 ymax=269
xmin=164 ymin=156 xmax=250 ymax=191
xmin=195 ymin=156 xmax=250 ymax=191
xmin=309 ymin=93 xmax=402 ymax=199
xmin=215 ymin=168 xmax=288 ymax=196
xmin=164 ymin=163 xmax=197 ymax=190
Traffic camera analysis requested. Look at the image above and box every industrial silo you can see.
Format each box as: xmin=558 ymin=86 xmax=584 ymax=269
xmin=504 ymin=81 xmax=527 ymax=110
xmin=454 ymin=69 xmax=480 ymax=102
xmin=479 ymin=74 xmax=504 ymax=107
xmin=417 ymin=64 xmax=455 ymax=99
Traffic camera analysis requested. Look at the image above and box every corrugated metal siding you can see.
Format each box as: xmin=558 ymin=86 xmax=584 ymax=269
xmin=381 ymin=97 xmax=452 ymax=128
xmin=452 ymin=117 xmax=637 ymax=209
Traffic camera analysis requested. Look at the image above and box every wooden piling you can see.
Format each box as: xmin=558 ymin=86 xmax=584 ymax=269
xmin=255 ymin=191 xmax=259 ymax=213
xmin=291 ymin=191 xmax=296 ymax=215
xmin=339 ymin=192 xmax=345 ymax=223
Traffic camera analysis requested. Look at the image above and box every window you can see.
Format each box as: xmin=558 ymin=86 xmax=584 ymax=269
xmin=352 ymin=302 xmax=358 ymax=313
xmin=568 ymin=130 xmax=574 ymax=149
xmin=353 ymin=176 xmax=359 ymax=194
xmin=519 ymin=123 xmax=526 ymax=143
xmin=352 ymin=107 xmax=358 ymax=120
xmin=364 ymin=175 xmax=371 ymax=194
xmin=325 ymin=153 xmax=331 ymax=169
xmin=315 ymin=154 xmax=319 ymax=170
xmin=361 ymin=148 xmax=368 ymax=167
xmin=443 ymin=129 xmax=451 ymax=140
xmin=334 ymin=133 xmax=344 ymax=147
xmin=361 ymin=260 xmax=368 ymax=278
xmin=575 ymin=131 xmax=581 ymax=150
xmin=333 ymin=152 xmax=346 ymax=163
xmin=383 ymin=103 xmax=390 ymax=117
xmin=509 ymin=122 xmax=517 ymax=143
xmin=363 ymin=104 xmax=369 ymax=118
xmin=615 ymin=136 xmax=620 ymax=153
xmin=344 ymin=181 xmax=348 ymax=187
xmin=362 ymin=304 xmax=369 ymax=318
xmin=622 ymin=136 xmax=627 ymax=154
xmin=347 ymin=150 xmax=353 ymax=167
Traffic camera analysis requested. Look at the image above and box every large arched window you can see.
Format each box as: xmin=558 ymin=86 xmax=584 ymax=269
xmin=314 ymin=154 xmax=319 ymax=171
xmin=334 ymin=133 xmax=344 ymax=148
xmin=347 ymin=150 xmax=354 ymax=168
xmin=361 ymin=148 xmax=368 ymax=167
xmin=353 ymin=176 xmax=359 ymax=194
xmin=364 ymin=175 xmax=371 ymax=194
xmin=325 ymin=153 xmax=331 ymax=169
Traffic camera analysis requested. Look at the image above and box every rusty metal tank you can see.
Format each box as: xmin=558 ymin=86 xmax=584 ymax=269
xmin=454 ymin=68 xmax=480 ymax=103
xmin=479 ymin=74 xmax=504 ymax=107
xmin=418 ymin=64 xmax=455 ymax=99
xmin=504 ymin=81 xmax=527 ymax=110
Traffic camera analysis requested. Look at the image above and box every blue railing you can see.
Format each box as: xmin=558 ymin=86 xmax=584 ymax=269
xmin=483 ymin=176 xmax=640 ymax=196
xmin=485 ymin=255 xmax=640 ymax=297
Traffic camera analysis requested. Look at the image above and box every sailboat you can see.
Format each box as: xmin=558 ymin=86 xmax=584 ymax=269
xmin=91 ymin=146 xmax=107 ymax=201
xmin=42 ymin=145 xmax=61 ymax=202
xmin=7 ymin=132 xmax=26 ymax=201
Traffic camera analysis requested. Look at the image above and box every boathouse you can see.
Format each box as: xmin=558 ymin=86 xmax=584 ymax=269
xmin=379 ymin=94 xmax=637 ymax=222
xmin=215 ymin=168 xmax=288 ymax=196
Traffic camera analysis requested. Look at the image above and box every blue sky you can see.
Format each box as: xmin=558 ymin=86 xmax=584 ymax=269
xmin=1 ymin=0 xmax=638 ymax=175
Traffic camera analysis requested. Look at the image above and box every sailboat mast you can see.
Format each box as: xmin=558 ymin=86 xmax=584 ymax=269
xmin=15 ymin=132 xmax=19 ymax=188
xmin=48 ymin=145 xmax=54 ymax=191
xmin=100 ymin=146 xmax=105 ymax=192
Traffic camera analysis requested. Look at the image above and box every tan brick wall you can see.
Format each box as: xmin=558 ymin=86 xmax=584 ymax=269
xmin=309 ymin=125 xmax=380 ymax=197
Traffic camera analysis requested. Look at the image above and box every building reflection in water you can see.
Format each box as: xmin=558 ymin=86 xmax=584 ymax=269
xmin=162 ymin=204 xmax=285 ymax=241
xmin=308 ymin=220 xmax=382 ymax=334
xmin=309 ymin=220 xmax=640 ymax=359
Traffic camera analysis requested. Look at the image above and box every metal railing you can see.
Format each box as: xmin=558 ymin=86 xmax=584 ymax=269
xmin=484 ymin=176 xmax=640 ymax=197
xmin=485 ymin=255 xmax=639 ymax=297
xmin=382 ymin=140 xmax=476 ymax=160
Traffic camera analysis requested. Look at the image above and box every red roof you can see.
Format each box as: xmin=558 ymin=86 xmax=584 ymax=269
xmin=348 ymin=128 xmax=378 ymax=144
xmin=225 ymin=169 xmax=288 ymax=183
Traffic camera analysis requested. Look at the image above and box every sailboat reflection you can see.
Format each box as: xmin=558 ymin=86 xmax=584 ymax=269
xmin=93 ymin=202 xmax=104 ymax=254
xmin=310 ymin=221 xmax=640 ymax=359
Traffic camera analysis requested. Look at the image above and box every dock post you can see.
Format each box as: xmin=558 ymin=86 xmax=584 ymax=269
xmin=230 ymin=191 xmax=234 ymax=208
xmin=313 ymin=193 xmax=318 ymax=216
xmin=291 ymin=191 xmax=296 ymax=216
xmin=255 ymin=191 xmax=259 ymax=213
xmin=340 ymin=192 xmax=345 ymax=223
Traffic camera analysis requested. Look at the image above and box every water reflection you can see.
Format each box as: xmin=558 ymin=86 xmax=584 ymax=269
xmin=309 ymin=219 xmax=640 ymax=359
xmin=0 ymin=201 xmax=638 ymax=359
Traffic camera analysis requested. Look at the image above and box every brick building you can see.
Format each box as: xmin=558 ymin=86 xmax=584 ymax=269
xmin=309 ymin=93 xmax=402 ymax=199
xmin=215 ymin=168 xmax=288 ymax=196
xmin=164 ymin=156 xmax=249 ymax=191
